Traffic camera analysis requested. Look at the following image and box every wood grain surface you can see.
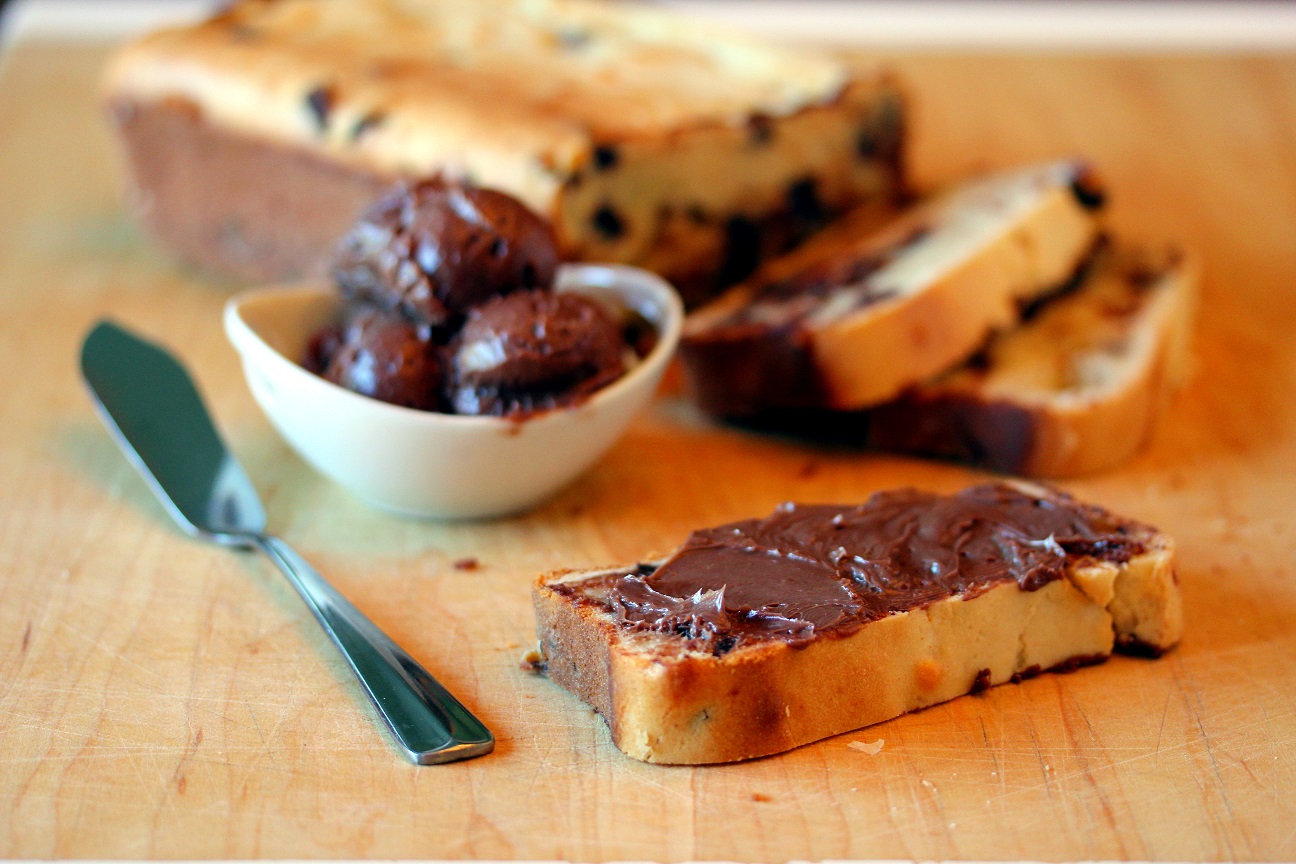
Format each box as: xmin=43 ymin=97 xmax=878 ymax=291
xmin=1 ymin=41 xmax=1294 ymax=861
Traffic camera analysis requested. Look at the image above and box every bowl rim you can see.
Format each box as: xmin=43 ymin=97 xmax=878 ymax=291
xmin=223 ymin=263 xmax=685 ymax=430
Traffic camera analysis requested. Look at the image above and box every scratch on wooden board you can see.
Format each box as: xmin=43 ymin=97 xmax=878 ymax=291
xmin=1025 ymin=720 xmax=1057 ymax=803
xmin=625 ymin=769 xmax=696 ymax=805
xmin=9 ymin=681 xmax=357 ymax=714
xmin=54 ymin=618 xmax=167 ymax=685
xmin=245 ymin=698 xmax=268 ymax=747
xmin=1262 ymin=702 xmax=1283 ymax=813
xmin=1228 ymin=751 xmax=1264 ymax=787
xmin=21 ymin=622 xmax=30 ymax=654
xmin=979 ymin=716 xmax=1008 ymax=803
xmin=851 ymin=704 xmax=1294 ymax=763
xmin=123 ymin=744 xmax=168 ymax=804
xmin=1174 ymin=662 xmax=1242 ymax=858
xmin=1074 ymin=694 xmax=1132 ymax=858
xmin=1155 ymin=692 xmax=1172 ymax=757
xmin=973 ymin=719 xmax=1295 ymax=802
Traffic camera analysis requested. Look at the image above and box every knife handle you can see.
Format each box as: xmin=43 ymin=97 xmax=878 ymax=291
xmin=251 ymin=534 xmax=494 ymax=765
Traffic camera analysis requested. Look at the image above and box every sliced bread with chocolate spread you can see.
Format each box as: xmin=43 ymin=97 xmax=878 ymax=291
xmin=679 ymin=160 xmax=1105 ymax=417
xmin=530 ymin=482 xmax=1182 ymax=764
xmin=867 ymin=246 xmax=1199 ymax=476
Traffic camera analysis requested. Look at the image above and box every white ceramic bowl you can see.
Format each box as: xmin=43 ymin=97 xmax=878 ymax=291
xmin=224 ymin=264 xmax=683 ymax=519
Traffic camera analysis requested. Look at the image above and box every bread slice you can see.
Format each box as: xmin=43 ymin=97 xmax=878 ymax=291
xmin=679 ymin=160 xmax=1104 ymax=416
xmin=867 ymin=246 xmax=1199 ymax=476
xmin=531 ymin=483 xmax=1182 ymax=764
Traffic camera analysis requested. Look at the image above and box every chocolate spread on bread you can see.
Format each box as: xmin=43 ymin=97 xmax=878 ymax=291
xmin=581 ymin=484 xmax=1148 ymax=649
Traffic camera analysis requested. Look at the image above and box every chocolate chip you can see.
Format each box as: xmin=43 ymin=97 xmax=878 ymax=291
xmin=227 ymin=23 xmax=259 ymax=41
xmin=855 ymin=97 xmax=904 ymax=162
xmin=109 ymin=100 xmax=138 ymax=126
xmin=556 ymin=27 xmax=591 ymax=50
xmin=1124 ymin=252 xmax=1171 ymax=291
xmin=1070 ymin=166 xmax=1106 ymax=210
xmin=787 ymin=177 xmax=826 ymax=226
xmin=591 ymin=205 xmax=626 ymax=240
xmin=855 ymin=127 xmax=879 ymax=160
xmin=969 ymin=668 xmax=992 ymax=694
xmin=747 ymin=113 xmax=774 ymax=146
xmin=685 ymin=204 xmax=708 ymax=225
xmin=218 ymin=216 xmax=248 ymax=250
xmin=592 ymin=145 xmax=620 ymax=171
xmin=349 ymin=110 xmax=386 ymax=141
xmin=964 ymin=347 xmax=992 ymax=372
xmin=718 ymin=216 xmax=761 ymax=286
xmin=305 ymin=85 xmax=335 ymax=133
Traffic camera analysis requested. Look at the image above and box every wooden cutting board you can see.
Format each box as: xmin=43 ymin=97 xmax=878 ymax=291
xmin=1 ymin=41 xmax=1293 ymax=860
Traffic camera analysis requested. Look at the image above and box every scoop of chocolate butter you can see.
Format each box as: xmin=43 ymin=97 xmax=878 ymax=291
xmin=322 ymin=308 xmax=444 ymax=411
xmin=450 ymin=290 xmax=628 ymax=416
xmin=332 ymin=178 xmax=560 ymax=327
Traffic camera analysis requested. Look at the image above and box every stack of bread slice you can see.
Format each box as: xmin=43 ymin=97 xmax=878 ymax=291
xmin=679 ymin=159 xmax=1198 ymax=476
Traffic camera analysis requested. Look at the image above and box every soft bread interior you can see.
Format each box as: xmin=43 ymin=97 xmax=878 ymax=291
xmin=807 ymin=161 xmax=1099 ymax=326
xmin=926 ymin=248 xmax=1198 ymax=406
xmin=862 ymin=246 xmax=1199 ymax=476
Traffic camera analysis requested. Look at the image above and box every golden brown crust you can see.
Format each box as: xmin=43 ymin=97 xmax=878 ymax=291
xmin=105 ymin=0 xmax=857 ymax=162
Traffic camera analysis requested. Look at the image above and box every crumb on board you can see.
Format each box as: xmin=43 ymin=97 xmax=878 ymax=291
xmin=848 ymin=738 xmax=885 ymax=755
xmin=454 ymin=557 xmax=481 ymax=570
xmin=752 ymin=793 xmax=772 ymax=802
xmin=520 ymin=647 xmax=548 ymax=674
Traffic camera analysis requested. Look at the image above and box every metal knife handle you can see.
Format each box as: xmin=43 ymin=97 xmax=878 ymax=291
xmin=251 ymin=534 xmax=494 ymax=765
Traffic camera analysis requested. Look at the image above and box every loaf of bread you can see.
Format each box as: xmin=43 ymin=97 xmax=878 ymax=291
xmin=104 ymin=0 xmax=906 ymax=302
xmin=867 ymin=246 xmax=1198 ymax=476
xmin=531 ymin=482 xmax=1182 ymax=764
xmin=679 ymin=160 xmax=1104 ymax=415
